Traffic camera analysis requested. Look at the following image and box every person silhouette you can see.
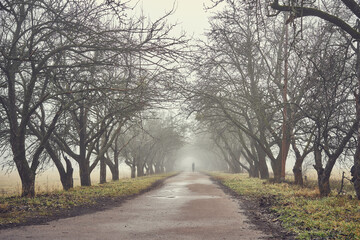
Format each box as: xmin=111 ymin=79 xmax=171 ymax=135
xmin=192 ymin=162 xmax=195 ymax=172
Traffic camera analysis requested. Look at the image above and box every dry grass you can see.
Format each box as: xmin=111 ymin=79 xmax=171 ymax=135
xmin=0 ymin=168 xmax=132 ymax=196
xmin=210 ymin=172 xmax=360 ymax=240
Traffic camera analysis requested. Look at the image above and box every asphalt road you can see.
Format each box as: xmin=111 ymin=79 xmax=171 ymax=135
xmin=0 ymin=172 xmax=270 ymax=239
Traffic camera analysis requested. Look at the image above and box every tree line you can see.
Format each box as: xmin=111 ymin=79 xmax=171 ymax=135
xmin=0 ymin=0 xmax=186 ymax=197
xmin=185 ymin=0 xmax=360 ymax=199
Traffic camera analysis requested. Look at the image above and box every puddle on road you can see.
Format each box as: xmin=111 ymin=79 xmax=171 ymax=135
xmin=148 ymin=195 xmax=221 ymax=200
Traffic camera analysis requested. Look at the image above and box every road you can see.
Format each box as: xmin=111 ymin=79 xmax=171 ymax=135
xmin=0 ymin=172 xmax=271 ymax=239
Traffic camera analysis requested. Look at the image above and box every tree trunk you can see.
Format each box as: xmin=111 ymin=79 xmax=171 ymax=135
xmin=144 ymin=164 xmax=149 ymax=175
xmin=232 ymin=160 xmax=242 ymax=173
xmin=21 ymin=173 xmax=36 ymax=197
xmin=106 ymin=156 xmax=119 ymax=181
xmin=291 ymin=137 xmax=306 ymax=186
xmin=78 ymin=106 xmax=91 ymax=186
xmin=12 ymin=138 xmax=36 ymax=197
xmin=258 ymin=159 xmax=269 ymax=179
xmin=106 ymin=142 xmax=119 ymax=181
xmin=316 ymin=168 xmax=331 ymax=197
xmin=149 ymin=164 xmax=154 ymax=175
xmin=113 ymin=145 xmax=119 ymax=180
xmin=256 ymin=145 xmax=269 ymax=179
xmin=51 ymin=154 xmax=74 ymax=191
xmin=250 ymin=160 xmax=259 ymax=177
xmin=354 ymin=40 xmax=360 ymax=200
xmin=110 ymin=167 xmax=119 ymax=181
xmin=155 ymin=164 xmax=161 ymax=174
xmin=131 ymin=164 xmax=136 ymax=178
xmin=44 ymin=144 xmax=74 ymax=191
xmin=100 ymin=157 xmax=106 ymax=184
xmin=61 ymin=156 xmax=73 ymax=190
xmin=351 ymin=161 xmax=360 ymax=200
xmin=281 ymin=20 xmax=290 ymax=180
xmin=293 ymin=157 xmax=304 ymax=186
xmin=313 ymin=142 xmax=331 ymax=197
xmin=293 ymin=167 xmax=303 ymax=186
xmin=271 ymin=157 xmax=282 ymax=182
xmin=249 ymin=164 xmax=259 ymax=178
xmin=137 ymin=162 xmax=144 ymax=177
xmin=353 ymin=100 xmax=360 ymax=199
xmin=60 ymin=170 xmax=74 ymax=191
xmin=79 ymin=159 xmax=91 ymax=186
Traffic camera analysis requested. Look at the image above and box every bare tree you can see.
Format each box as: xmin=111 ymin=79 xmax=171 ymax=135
xmin=0 ymin=0 xmax=124 ymax=196
xmin=262 ymin=0 xmax=360 ymax=198
xmin=188 ymin=2 xmax=291 ymax=181
xmin=0 ymin=0 xmax=187 ymax=195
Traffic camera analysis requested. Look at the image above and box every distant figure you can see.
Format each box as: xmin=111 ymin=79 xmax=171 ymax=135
xmin=192 ymin=162 xmax=195 ymax=172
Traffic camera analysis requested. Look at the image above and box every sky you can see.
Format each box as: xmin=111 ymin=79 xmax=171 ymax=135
xmin=135 ymin=0 xmax=214 ymax=38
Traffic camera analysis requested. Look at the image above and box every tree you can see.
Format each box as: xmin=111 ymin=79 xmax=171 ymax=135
xmin=188 ymin=1 xmax=293 ymax=181
xmin=0 ymin=0 xmax=121 ymax=196
xmin=0 ymin=0 xmax=187 ymax=195
xmin=265 ymin=0 xmax=360 ymax=199
xmin=121 ymin=114 xmax=184 ymax=177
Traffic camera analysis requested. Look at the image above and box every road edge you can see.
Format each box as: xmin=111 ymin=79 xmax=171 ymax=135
xmin=207 ymin=174 xmax=296 ymax=240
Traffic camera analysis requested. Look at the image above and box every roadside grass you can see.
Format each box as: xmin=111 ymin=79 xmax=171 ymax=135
xmin=210 ymin=172 xmax=360 ymax=240
xmin=0 ymin=173 xmax=175 ymax=227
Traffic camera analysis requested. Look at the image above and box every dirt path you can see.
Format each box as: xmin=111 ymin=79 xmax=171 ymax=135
xmin=0 ymin=172 xmax=271 ymax=239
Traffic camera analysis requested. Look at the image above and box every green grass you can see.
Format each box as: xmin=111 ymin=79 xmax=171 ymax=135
xmin=0 ymin=173 xmax=175 ymax=226
xmin=210 ymin=172 xmax=360 ymax=240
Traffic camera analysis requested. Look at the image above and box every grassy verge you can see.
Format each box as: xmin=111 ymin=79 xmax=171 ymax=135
xmin=210 ymin=172 xmax=360 ymax=240
xmin=0 ymin=173 xmax=175 ymax=227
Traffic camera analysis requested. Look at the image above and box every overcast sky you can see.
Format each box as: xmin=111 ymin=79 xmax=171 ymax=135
xmin=135 ymin=0 xmax=215 ymax=38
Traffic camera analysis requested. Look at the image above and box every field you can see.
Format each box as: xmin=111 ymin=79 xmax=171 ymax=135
xmin=0 ymin=165 xmax=132 ymax=196
xmin=210 ymin=172 xmax=360 ymax=240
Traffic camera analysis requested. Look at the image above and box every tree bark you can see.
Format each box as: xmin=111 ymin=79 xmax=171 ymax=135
xmin=249 ymin=164 xmax=259 ymax=178
xmin=137 ymin=162 xmax=145 ymax=177
xmin=61 ymin=156 xmax=74 ymax=190
xmin=271 ymin=157 xmax=282 ymax=182
xmin=313 ymin=142 xmax=331 ymax=197
xmin=293 ymin=161 xmax=304 ymax=186
xmin=354 ymin=37 xmax=360 ymax=200
xmin=12 ymin=136 xmax=36 ymax=197
xmin=317 ymin=173 xmax=331 ymax=197
xmin=292 ymin=143 xmax=305 ymax=186
xmin=78 ymin=105 xmax=91 ymax=186
xmin=112 ymin=147 xmax=120 ymax=181
xmin=105 ymin=155 xmax=119 ymax=181
xmin=131 ymin=164 xmax=136 ymax=178
xmin=79 ymin=159 xmax=91 ymax=186
xmin=45 ymin=144 xmax=73 ymax=191
xmin=256 ymin=144 xmax=269 ymax=179
xmin=100 ymin=156 xmax=106 ymax=184
xmin=20 ymin=172 xmax=36 ymax=197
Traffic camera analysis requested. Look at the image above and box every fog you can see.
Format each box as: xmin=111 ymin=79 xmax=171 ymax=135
xmin=1 ymin=0 xmax=358 ymax=199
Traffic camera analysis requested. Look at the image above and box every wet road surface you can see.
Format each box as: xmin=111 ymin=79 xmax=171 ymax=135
xmin=0 ymin=172 xmax=270 ymax=239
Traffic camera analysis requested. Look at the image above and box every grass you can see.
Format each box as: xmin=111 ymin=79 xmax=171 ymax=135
xmin=0 ymin=173 xmax=175 ymax=227
xmin=210 ymin=172 xmax=360 ymax=240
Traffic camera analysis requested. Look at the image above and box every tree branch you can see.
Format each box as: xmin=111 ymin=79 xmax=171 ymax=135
xmin=271 ymin=0 xmax=360 ymax=40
